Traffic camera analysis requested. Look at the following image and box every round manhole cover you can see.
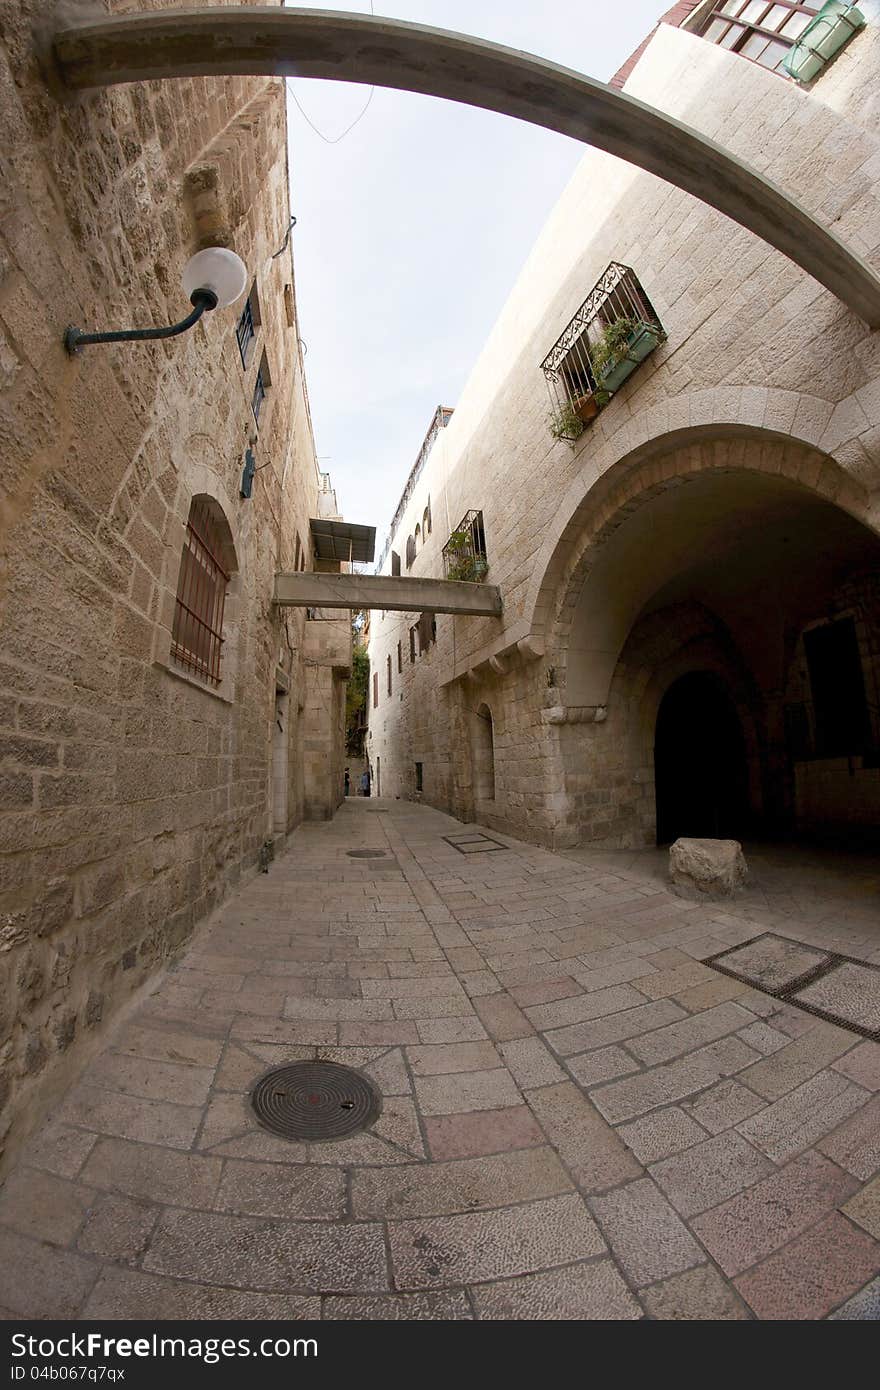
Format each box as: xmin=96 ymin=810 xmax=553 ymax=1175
xmin=347 ymin=849 xmax=388 ymax=858
xmin=251 ymin=1061 xmax=382 ymax=1142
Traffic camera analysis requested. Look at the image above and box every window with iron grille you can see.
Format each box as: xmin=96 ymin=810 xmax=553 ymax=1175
xmin=397 ymin=641 xmax=403 ymax=673
xmin=171 ymin=498 xmax=231 ymax=687
xmin=252 ymin=363 xmax=267 ymax=427
xmin=442 ymin=511 xmax=488 ymax=583
xmin=409 ymin=626 xmax=416 ymax=663
xmin=236 ymin=294 xmax=256 ymax=367
xmin=542 ymin=263 xmax=665 ymax=441
xmin=415 ymin=762 xmax=423 ymax=792
xmin=373 ymin=671 xmax=379 ymax=708
xmin=697 ymin=2 xmax=820 ymax=73
xmin=387 ymin=654 xmax=392 ymax=695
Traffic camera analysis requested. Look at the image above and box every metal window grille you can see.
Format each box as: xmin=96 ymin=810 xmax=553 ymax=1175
xmin=698 ymin=1 xmax=820 ymax=73
xmin=171 ymin=499 xmax=230 ymax=686
xmin=397 ymin=641 xmax=402 ymax=673
xmin=252 ymin=365 xmax=267 ymax=426
xmin=442 ymin=511 xmax=488 ymax=582
xmin=236 ymin=294 xmax=255 ymax=366
xmin=541 ymin=263 xmax=664 ymax=435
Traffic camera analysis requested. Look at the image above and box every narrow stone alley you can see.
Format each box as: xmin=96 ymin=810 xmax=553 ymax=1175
xmin=1 ymin=801 xmax=878 ymax=1321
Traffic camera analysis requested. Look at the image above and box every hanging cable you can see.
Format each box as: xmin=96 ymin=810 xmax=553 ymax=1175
xmin=285 ymin=1 xmax=375 ymax=144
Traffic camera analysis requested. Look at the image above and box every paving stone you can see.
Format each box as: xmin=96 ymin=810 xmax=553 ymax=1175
xmin=567 ymin=959 xmax=659 ymax=993
xmin=682 ymin=1079 xmax=765 ymax=1135
xmin=816 ymin=1095 xmax=880 ymax=1179
xmin=716 ymin=935 xmax=830 ymax=990
xmin=86 ymin=1052 xmax=215 ymax=1107
xmin=352 ymin=1146 xmax=572 ymax=1219
xmin=407 ymin=1041 xmax=500 ymax=1075
xmin=649 ymin=1131 xmax=774 ymax=1217
xmin=828 ymin=1276 xmax=880 ymax=1320
xmin=628 ymin=1002 xmax=754 ymax=1066
xmin=393 ymin=995 xmax=475 ymax=1019
xmin=111 ymin=1027 xmax=224 ymax=1068
xmin=77 ymin=1193 xmax=158 ymax=1262
xmin=734 ymin=1212 xmax=879 ymax=1320
xmin=371 ymin=1096 xmax=427 ymax=1158
xmin=842 ymin=1176 xmax=880 ymax=1239
xmin=793 ymin=962 xmax=880 ymax=1034
xmin=424 ymin=1106 xmax=545 ymax=1161
xmin=388 ymin=1192 xmax=604 ymax=1289
xmin=691 ymin=1149 xmax=861 ymax=1276
xmin=323 ymin=1291 xmax=473 ymax=1319
xmin=641 ymin=1264 xmax=751 ymax=1320
xmin=545 ymin=999 xmax=687 ymax=1057
xmin=737 ymin=1070 xmax=869 ymax=1163
xmin=283 ymin=996 xmax=394 ymax=1021
xmin=617 ymin=1108 xmax=708 ymax=1164
xmin=0 ymin=1230 xmax=97 ymax=1318
xmin=472 ymin=993 xmax=534 ymax=1041
xmin=525 ymin=985 xmax=649 ymax=1031
xmin=414 ymin=1068 xmax=521 ymax=1116
xmin=672 ymin=976 xmax=752 ymax=1010
xmin=590 ymin=1178 xmax=703 ymax=1287
xmin=0 ymin=1168 xmax=92 ymax=1245
xmin=741 ymin=1021 xmax=859 ymax=1101
xmin=635 ymin=962 xmax=717 ymax=999
xmin=591 ymin=1036 xmax=760 ymax=1124
xmin=415 ymin=1017 xmax=489 ymax=1043
xmin=508 ymin=978 xmax=581 ymax=1007
xmin=473 ymin=1260 xmax=641 ymax=1320
xmin=81 ymin=1137 xmax=223 ymax=1207
xmin=231 ymin=1015 xmax=338 ymax=1046
xmin=526 ymin=1081 xmax=643 ymax=1193
xmin=215 ymin=1161 xmax=347 ymax=1219
xmin=338 ymin=1022 xmax=420 ymax=1045
xmin=567 ymin=1045 xmax=640 ymax=1088
xmin=362 ymin=1047 xmax=412 ymax=1095
xmin=143 ymin=1209 xmax=389 ymax=1292
xmin=23 ymin=1122 xmax=97 ymax=1179
xmin=82 ymin=1268 xmax=320 ymax=1320
xmin=59 ymin=1086 xmax=202 ymax=1148
xmin=499 ymin=1037 xmax=567 ymax=1088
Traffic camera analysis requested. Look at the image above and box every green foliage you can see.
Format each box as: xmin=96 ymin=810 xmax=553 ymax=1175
xmin=345 ymin=640 xmax=369 ymax=755
xmin=549 ymin=401 xmax=585 ymax=441
xmin=590 ymin=316 xmax=642 ymax=375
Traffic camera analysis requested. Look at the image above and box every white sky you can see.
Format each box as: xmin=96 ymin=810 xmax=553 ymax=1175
xmin=283 ymin=1 xmax=674 ymax=549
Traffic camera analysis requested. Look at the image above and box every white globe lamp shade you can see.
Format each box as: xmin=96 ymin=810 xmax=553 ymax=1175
xmin=181 ymin=247 xmax=247 ymax=309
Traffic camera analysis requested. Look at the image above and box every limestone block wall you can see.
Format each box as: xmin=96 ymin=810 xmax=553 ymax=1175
xmin=0 ymin=0 xmax=339 ymax=1169
xmin=368 ymin=19 xmax=880 ymax=848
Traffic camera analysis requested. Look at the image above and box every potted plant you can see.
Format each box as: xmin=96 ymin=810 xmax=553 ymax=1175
xmin=445 ymin=528 xmax=487 ymax=582
xmin=590 ymin=315 xmax=663 ymax=392
xmin=549 ymin=388 xmax=610 ymax=441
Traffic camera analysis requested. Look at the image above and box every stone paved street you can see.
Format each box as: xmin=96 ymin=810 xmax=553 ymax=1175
xmin=1 ymin=800 xmax=878 ymax=1321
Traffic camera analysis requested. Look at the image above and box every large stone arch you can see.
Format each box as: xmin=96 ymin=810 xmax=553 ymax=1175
xmin=51 ymin=7 xmax=880 ymax=324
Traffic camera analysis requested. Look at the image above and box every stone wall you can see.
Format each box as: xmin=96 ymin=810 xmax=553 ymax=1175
xmin=368 ymin=20 xmax=880 ymax=848
xmin=0 ymin=0 xmax=342 ymax=1170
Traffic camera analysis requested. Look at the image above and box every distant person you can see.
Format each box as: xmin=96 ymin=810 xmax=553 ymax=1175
xmin=360 ymin=770 xmax=370 ymax=798
xmin=344 ymin=767 xmax=350 ymax=797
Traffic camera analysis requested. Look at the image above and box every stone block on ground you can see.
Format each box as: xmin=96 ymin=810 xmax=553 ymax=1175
xmin=669 ymin=839 xmax=747 ymax=901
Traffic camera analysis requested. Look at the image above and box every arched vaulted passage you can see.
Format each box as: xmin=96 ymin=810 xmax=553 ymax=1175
xmin=52 ymin=7 xmax=880 ymax=324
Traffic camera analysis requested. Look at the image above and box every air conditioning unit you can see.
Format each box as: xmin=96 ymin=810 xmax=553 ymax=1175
xmin=783 ymin=2 xmax=866 ymax=84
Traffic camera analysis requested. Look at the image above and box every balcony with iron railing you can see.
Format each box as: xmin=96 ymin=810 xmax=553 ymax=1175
xmin=442 ymin=510 xmax=488 ymax=583
xmin=541 ymin=262 xmax=665 ymax=442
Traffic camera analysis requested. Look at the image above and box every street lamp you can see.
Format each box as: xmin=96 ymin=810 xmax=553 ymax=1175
xmin=64 ymin=247 xmax=247 ymax=355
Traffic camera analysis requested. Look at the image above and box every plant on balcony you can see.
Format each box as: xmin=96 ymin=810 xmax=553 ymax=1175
xmin=590 ymin=315 xmax=663 ymax=392
xmin=549 ymin=388 xmax=611 ymax=441
xmin=445 ymin=528 xmax=488 ymax=582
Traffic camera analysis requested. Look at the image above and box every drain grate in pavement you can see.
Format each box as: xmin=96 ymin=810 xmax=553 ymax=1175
xmin=251 ymin=1061 xmax=382 ymax=1141
xmin=442 ymin=833 xmax=507 ymax=854
xmin=346 ymin=849 xmax=388 ymax=858
xmin=707 ymin=932 xmax=880 ymax=1040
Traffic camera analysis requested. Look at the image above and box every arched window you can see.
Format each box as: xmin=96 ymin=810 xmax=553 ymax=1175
xmin=171 ymin=496 xmax=236 ymax=686
xmin=473 ymin=703 xmax=496 ymax=801
xmin=414 ymin=523 xmax=421 ymax=552
xmin=423 ymin=503 xmax=431 ymax=535
xmin=405 ymin=534 xmax=416 ymax=568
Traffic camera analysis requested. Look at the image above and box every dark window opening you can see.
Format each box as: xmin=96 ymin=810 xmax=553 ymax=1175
xmin=409 ymin=626 xmax=417 ymax=663
xmin=387 ymin=653 xmax=392 ymax=696
xmin=655 ymin=672 xmax=749 ymax=844
xmin=415 ymin=761 xmax=423 ymax=792
xmin=171 ymin=498 xmax=232 ymax=687
xmin=372 ymin=671 xmax=378 ymax=709
xmin=397 ymin=641 xmax=402 ymax=673
xmin=442 ymin=511 xmax=488 ymax=582
xmin=391 ymin=550 xmax=401 ymax=577
xmin=252 ymin=363 xmax=267 ymax=426
xmin=804 ymin=618 xmax=869 ymax=758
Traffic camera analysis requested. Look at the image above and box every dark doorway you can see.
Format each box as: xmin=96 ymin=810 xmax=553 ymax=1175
xmin=655 ymin=671 xmax=749 ymax=844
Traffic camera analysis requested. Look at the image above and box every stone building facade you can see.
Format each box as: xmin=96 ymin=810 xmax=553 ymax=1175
xmin=368 ymin=11 xmax=880 ymax=851
xmin=0 ymin=0 xmax=347 ymax=1170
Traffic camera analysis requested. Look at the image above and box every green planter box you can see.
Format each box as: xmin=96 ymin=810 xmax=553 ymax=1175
xmin=596 ymin=322 xmax=662 ymax=392
xmin=783 ymin=3 xmax=865 ymax=84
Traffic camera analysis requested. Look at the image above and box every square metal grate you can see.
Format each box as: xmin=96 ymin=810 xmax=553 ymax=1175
xmin=706 ymin=932 xmax=880 ymax=1041
xmin=442 ymin=833 xmax=508 ymax=854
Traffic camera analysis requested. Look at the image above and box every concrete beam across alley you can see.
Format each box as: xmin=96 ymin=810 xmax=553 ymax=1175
xmin=274 ymin=571 xmax=503 ymax=617
xmin=52 ymin=6 xmax=880 ymax=327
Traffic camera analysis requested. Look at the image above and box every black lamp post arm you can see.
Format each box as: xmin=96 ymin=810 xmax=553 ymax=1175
xmin=64 ymin=289 xmax=218 ymax=354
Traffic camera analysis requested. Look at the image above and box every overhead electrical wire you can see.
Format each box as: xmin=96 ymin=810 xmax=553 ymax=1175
xmin=285 ymin=0 xmax=376 ymax=145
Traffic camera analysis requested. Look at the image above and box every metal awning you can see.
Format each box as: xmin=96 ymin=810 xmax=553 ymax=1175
xmin=309 ymin=519 xmax=376 ymax=563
